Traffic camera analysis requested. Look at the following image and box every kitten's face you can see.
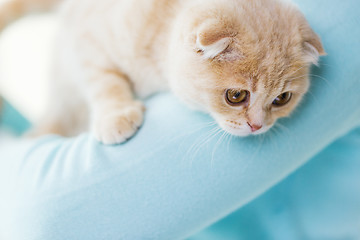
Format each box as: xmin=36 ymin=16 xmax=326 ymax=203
xmin=168 ymin=0 xmax=324 ymax=136
xmin=170 ymin=56 xmax=311 ymax=137
xmin=204 ymin=67 xmax=310 ymax=136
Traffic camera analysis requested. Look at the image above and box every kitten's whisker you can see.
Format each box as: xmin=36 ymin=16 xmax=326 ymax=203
xmin=183 ymin=121 xmax=218 ymax=134
xmin=269 ymin=127 xmax=281 ymax=153
xmin=290 ymin=65 xmax=308 ymax=76
xmin=166 ymin=121 xmax=217 ymax=145
xmin=186 ymin=128 xmax=215 ymax=154
xmin=184 ymin=129 xmax=212 ymax=163
xmin=306 ymin=90 xmax=320 ymax=105
xmin=210 ymin=130 xmax=227 ymax=168
xmin=200 ymin=128 xmax=224 ymax=151
xmin=154 ymin=122 xmax=219 ymax=167
xmin=308 ymin=74 xmax=334 ymax=89
xmin=186 ymin=126 xmax=222 ymax=166
xmin=194 ymin=121 xmax=218 ymax=127
xmin=193 ymin=129 xmax=220 ymax=157
xmin=267 ymin=73 xmax=309 ymax=85
xmin=249 ymin=134 xmax=265 ymax=162
xmin=271 ymin=126 xmax=280 ymax=135
xmin=192 ymin=127 xmax=223 ymax=167
xmin=285 ymin=74 xmax=310 ymax=82
xmin=318 ymin=63 xmax=335 ymax=68
xmin=274 ymin=122 xmax=290 ymax=134
xmin=283 ymin=73 xmax=334 ymax=92
xmin=226 ymin=133 xmax=233 ymax=152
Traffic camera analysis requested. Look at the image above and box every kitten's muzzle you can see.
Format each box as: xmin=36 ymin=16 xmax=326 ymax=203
xmin=247 ymin=122 xmax=262 ymax=132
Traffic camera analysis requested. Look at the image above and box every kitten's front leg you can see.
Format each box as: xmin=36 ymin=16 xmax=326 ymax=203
xmin=88 ymin=70 xmax=145 ymax=144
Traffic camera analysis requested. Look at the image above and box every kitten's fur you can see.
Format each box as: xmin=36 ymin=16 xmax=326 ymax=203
xmin=0 ymin=0 xmax=325 ymax=144
xmin=0 ymin=0 xmax=59 ymax=29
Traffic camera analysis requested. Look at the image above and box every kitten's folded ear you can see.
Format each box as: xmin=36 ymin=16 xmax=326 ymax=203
xmin=195 ymin=20 xmax=242 ymax=61
xmin=300 ymin=20 xmax=326 ymax=65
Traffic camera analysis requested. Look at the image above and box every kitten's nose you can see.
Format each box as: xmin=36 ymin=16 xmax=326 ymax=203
xmin=247 ymin=122 xmax=262 ymax=132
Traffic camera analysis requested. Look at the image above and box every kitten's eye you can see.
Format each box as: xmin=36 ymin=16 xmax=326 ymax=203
xmin=225 ymin=89 xmax=249 ymax=106
xmin=273 ymin=92 xmax=292 ymax=107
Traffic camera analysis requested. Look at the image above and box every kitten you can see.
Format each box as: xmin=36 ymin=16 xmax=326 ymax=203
xmin=0 ymin=0 xmax=325 ymax=144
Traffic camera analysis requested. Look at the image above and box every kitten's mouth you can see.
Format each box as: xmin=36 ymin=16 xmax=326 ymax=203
xmin=219 ymin=121 xmax=252 ymax=137
xmin=218 ymin=121 xmax=271 ymax=137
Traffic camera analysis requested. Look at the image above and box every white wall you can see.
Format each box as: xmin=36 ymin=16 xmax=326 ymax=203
xmin=0 ymin=12 xmax=58 ymax=123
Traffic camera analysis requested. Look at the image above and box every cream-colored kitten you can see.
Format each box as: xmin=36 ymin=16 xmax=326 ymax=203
xmin=0 ymin=0 xmax=325 ymax=144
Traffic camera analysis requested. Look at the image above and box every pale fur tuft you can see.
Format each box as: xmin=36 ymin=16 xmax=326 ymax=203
xmin=298 ymin=13 xmax=326 ymax=65
xmin=303 ymin=42 xmax=321 ymax=66
xmin=196 ymin=36 xmax=231 ymax=59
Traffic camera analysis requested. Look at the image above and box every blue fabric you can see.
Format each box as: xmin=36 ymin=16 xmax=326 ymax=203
xmin=0 ymin=0 xmax=359 ymax=239
xmin=190 ymin=128 xmax=360 ymax=240
xmin=0 ymin=100 xmax=31 ymax=135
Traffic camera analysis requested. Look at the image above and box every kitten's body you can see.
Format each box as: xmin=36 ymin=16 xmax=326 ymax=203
xmin=40 ymin=0 xmax=178 ymax=140
xmin=0 ymin=0 xmax=325 ymax=143
xmin=58 ymin=0 xmax=173 ymax=98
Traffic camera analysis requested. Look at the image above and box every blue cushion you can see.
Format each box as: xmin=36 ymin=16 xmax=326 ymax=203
xmin=190 ymin=128 xmax=360 ymax=240
xmin=0 ymin=0 xmax=359 ymax=239
xmin=0 ymin=99 xmax=30 ymax=135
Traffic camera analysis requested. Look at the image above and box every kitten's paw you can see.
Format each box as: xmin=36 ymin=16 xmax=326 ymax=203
xmin=93 ymin=102 xmax=145 ymax=145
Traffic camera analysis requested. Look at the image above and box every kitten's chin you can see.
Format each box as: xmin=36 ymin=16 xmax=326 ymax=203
xmin=216 ymin=121 xmax=252 ymax=137
xmin=217 ymin=120 xmax=273 ymax=137
xmin=220 ymin=125 xmax=251 ymax=137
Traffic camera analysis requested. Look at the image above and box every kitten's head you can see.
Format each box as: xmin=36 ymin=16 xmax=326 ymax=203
xmin=168 ymin=0 xmax=325 ymax=136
